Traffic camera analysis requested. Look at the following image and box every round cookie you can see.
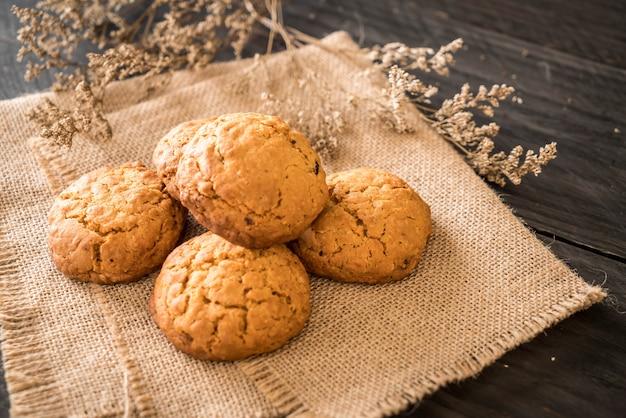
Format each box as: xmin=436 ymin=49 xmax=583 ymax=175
xmin=290 ymin=167 xmax=432 ymax=284
xmin=152 ymin=118 xmax=215 ymax=201
xmin=176 ymin=112 xmax=329 ymax=249
xmin=149 ymin=231 xmax=311 ymax=361
xmin=48 ymin=162 xmax=186 ymax=284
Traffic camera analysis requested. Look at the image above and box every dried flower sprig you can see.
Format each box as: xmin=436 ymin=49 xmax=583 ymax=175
xmin=430 ymin=83 xmax=515 ymax=150
xmin=258 ymin=57 xmax=345 ymax=161
xmin=367 ymin=38 xmax=464 ymax=76
xmin=376 ymin=65 xmax=440 ymax=133
xmin=14 ymin=1 xmax=557 ymax=186
xmin=468 ymin=140 xmax=558 ymax=186
xmin=13 ymin=0 xmax=268 ymax=146
xmin=368 ymin=39 xmax=557 ymax=186
xmin=27 ymin=82 xmax=112 ymax=146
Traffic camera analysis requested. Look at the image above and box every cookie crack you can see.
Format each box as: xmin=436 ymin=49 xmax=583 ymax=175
xmin=92 ymin=242 xmax=102 ymax=271
xmin=271 ymin=289 xmax=293 ymax=308
xmin=340 ymin=205 xmax=379 ymax=242
xmin=286 ymin=135 xmax=320 ymax=176
xmin=66 ymin=210 xmax=140 ymax=237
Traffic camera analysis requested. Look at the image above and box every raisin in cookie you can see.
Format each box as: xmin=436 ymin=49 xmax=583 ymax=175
xmin=149 ymin=231 xmax=311 ymax=361
xmin=48 ymin=162 xmax=186 ymax=284
xmin=290 ymin=167 xmax=432 ymax=284
xmin=176 ymin=112 xmax=328 ymax=249
xmin=152 ymin=118 xmax=215 ymax=201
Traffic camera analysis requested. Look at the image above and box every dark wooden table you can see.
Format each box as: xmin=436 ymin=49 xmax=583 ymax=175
xmin=1 ymin=1 xmax=624 ymax=417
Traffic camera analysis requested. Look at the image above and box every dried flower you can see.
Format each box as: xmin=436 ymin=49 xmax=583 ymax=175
xmin=377 ymin=65 xmax=439 ymax=133
xmin=13 ymin=0 xmax=268 ymax=146
xmin=259 ymin=59 xmax=345 ymax=160
xmin=367 ymin=38 xmax=464 ymax=76
xmin=468 ymin=140 xmax=558 ymax=186
xmin=14 ymin=1 xmax=557 ymax=186
xmin=366 ymin=39 xmax=557 ymax=186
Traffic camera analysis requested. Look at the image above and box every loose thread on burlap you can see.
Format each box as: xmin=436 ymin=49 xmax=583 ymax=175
xmin=91 ymin=284 xmax=157 ymax=418
xmin=0 ymin=229 xmax=66 ymax=417
xmin=123 ymin=368 xmax=131 ymax=418
xmin=237 ymin=357 xmax=310 ymax=417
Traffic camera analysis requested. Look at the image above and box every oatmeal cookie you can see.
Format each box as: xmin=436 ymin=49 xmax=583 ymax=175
xmin=48 ymin=162 xmax=186 ymax=284
xmin=176 ymin=112 xmax=329 ymax=248
xmin=152 ymin=118 xmax=215 ymax=201
xmin=290 ymin=167 xmax=432 ymax=284
xmin=149 ymin=231 xmax=311 ymax=361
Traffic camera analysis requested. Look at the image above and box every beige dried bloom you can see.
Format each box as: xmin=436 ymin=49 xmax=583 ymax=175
xmin=365 ymin=39 xmax=557 ymax=186
xmin=368 ymin=38 xmax=463 ymax=75
xmin=468 ymin=140 xmax=558 ymax=186
xmin=26 ymin=80 xmax=112 ymax=147
xmin=26 ymin=98 xmax=79 ymax=147
xmin=436 ymin=83 xmax=515 ymax=119
xmin=428 ymin=82 xmax=556 ymax=185
xmin=13 ymin=0 xmax=269 ymax=146
xmin=431 ymin=83 xmax=513 ymax=147
xmin=379 ymin=65 xmax=440 ymax=133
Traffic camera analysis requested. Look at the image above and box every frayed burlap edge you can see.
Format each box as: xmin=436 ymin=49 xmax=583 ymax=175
xmin=28 ymin=136 xmax=80 ymax=196
xmin=0 ymin=228 xmax=66 ymax=418
xmin=366 ymin=286 xmax=606 ymax=418
xmin=237 ymin=359 xmax=311 ymax=417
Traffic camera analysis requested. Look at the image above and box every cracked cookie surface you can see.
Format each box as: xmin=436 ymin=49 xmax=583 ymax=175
xmin=48 ymin=162 xmax=186 ymax=284
xmin=149 ymin=231 xmax=311 ymax=361
xmin=152 ymin=118 xmax=215 ymax=201
xmin=291 ymin=167 xmax=432 ymax=284
xmin=176 ymin=112 xmax=329 ymax=248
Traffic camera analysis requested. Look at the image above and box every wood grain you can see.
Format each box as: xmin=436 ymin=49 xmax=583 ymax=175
xmin=1 ymin=1 xmax=624 ymax=417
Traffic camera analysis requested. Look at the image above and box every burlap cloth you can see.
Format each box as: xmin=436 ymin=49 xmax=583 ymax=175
xmin=0 ymin=32 xmax=605 ymax=417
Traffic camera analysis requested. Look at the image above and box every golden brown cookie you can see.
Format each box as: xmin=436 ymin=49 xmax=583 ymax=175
xmin=48 ymin=162 xmax=186 ymax=284
xmin=290 ymin=167 xmax=432 ymax=284
xmin=152 ymin=118 xmax=215 ymax=201
xmin=176 ymin=112 xmax=329 ymax=248
xmin=149 ymin=231 xmax=311 ymax=361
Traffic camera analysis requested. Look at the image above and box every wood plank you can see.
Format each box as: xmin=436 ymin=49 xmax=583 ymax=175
xmin=416 ymin=0 xmax=626 ymax=68
xmin=0 ymin=356 xmax=6 ymax=418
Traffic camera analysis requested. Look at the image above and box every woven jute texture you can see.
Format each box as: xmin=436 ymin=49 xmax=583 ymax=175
xmin=0 ymin=32 xmax=605 ymax=418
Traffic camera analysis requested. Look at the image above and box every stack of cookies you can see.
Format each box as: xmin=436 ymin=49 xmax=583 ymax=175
xmin=47 ymin=112 xmax=432 ymax=361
